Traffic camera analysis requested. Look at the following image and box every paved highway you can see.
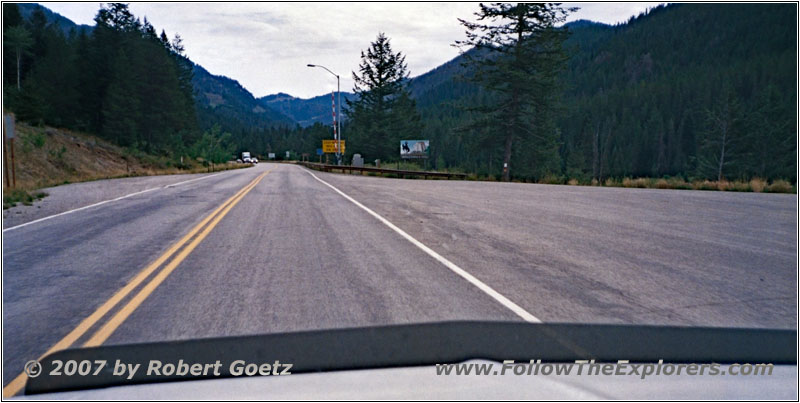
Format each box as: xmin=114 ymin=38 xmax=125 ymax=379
xmin=2 ymin=162 xmax=797 ymax=394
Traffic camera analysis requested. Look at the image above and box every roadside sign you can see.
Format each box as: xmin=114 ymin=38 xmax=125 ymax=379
xmin=322 ymin=140 xmax=346 ymax=153
xmin=285 ymin=151 xmax=290 ymax=159
xmin=4 ymin=114 xmax=15 ymax=139
xmin=316 ymin=148 xmax=323 ymax=156
xmin=400 ymin=140 xmax=429 ymax=159
xmin=268 ymin=153 xmax=275 ymax=159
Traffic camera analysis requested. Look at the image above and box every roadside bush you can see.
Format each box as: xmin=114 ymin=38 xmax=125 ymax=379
xmin=729 ymin=181 xmax=751 ymax=192
xmin=622 ymin=177 xmax=649 ymax=188
xmin=767 ymin=180 xmax=794 ymax=193
xmin=538 ymin=174 xmax=564 ymax=185
xmin=749 ymin=178 xmax=767 ymax=193
xmin=22 ymin=131 xmax=46 ymax=149
xmin=3 ymin=189 xmax=48 ymax=209
xmin=692 ymin=180 xmax=717 ymax=191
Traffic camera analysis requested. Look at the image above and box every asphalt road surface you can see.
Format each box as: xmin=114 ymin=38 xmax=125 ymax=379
xmin=3 ymin=162 xmax=797 ymax=392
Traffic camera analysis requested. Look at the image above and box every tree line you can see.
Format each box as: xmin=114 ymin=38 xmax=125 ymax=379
xmin=3 ymin=3 xmax=233 ymax=163
xmin=412 ymin=3 xmax=796 ymax=182
xmin=323 ymin=3 xmax=795 ymax=183
xmin=3 ymin=3 xmax=795 ymax=182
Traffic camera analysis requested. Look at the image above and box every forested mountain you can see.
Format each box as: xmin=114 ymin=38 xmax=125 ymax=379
xmin=4 ymin=3 xmax=796 ymax=181
xmin=16 ymin=3 xmax=92 ymax=35
xmin=409 ymin=4 xmax=797 ymax=181
xmin=258 ymin=92 xmax=356 ymax=127
xmin=193 ymin=64 xmax=295 ymax=132
xmin=3 ymin=3 xmax=199 ymax=154
xmin=3 ymin=2 xmax=294 ymax=161
xmin=558 ymin=4 xmax=796 ymax=182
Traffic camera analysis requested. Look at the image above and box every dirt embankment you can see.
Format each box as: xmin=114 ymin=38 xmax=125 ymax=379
xmin=3 ymin=123 xmax=166 ymax=190
xmin=3 ymin=122 xmax=243 ymax=191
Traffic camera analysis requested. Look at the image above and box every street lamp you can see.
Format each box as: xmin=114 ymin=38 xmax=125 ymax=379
xmin=307 ymin=64 xmax=343 ymax=166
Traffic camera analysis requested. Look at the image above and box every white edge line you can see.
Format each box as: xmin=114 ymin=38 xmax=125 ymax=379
xmin=3 ymin=171 xmax=227 ymax=232
xmin=165 ymin=171 xmax=225 ymax=188
xmin=304 ymin=168 xmax=542 ymax=323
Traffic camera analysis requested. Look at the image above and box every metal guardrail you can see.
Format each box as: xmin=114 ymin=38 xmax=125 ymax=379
xmin=299 ymin=162 xmax=467 ymax=180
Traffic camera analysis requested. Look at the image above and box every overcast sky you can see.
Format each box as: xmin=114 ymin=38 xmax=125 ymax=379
xmin=40 ymin=2 xmax=662 ymax=99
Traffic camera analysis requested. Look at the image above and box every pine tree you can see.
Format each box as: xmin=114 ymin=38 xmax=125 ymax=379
xmin=24 ymin=25 xmax=80 ymax=126
xmin=346 ymin=33 xmax=422 ymax=161
xmin=159 ymin=29 xmax=170 ymax=47
xmin=102 ymin=48 xmax=140 ymax=146
xmin=456 ymin=3 xmax=575 ymax=181
xmin=696 ymin=87 xmax=744 ymax=181
xmin=746 ymin=84 xmax=796 ymax=180
xmin=3 ymin=3 xmax=24 ymax=87
xmin=3 ymin=26 xmax=33 ymax=90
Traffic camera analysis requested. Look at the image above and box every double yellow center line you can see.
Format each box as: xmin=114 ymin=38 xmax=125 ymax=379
xmin=3 ymin=171 xmax=268 ymax=397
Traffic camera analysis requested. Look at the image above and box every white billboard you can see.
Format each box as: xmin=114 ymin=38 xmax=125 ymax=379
xmin=400 ymin=140 xmax=429 ymax=159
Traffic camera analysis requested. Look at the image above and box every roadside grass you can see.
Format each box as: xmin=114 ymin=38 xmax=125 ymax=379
xmin=305 ymin=159 xmax=796 ymax=194
xmin=8 ymin=122 xmax=253 ymax=197
xmin=62 ymin=161 xmax=251 ymax=185
xmin=307 ymin=160 xmax=467 ymax=180
xmin=369 ymin=160 xmax=468 ymax=175
xmin=559 ymin=176 xmax=795 ymax=193
xmin=3 ymin=188 xmax=48 ymax=209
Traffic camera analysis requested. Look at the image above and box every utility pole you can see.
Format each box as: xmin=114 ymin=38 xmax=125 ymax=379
xmin=3 ymin=123 xmax=10 ymax=188
xmin=308 ymin=64 xmax=343 ymax=165
xmin=3 ymin=114 xmax=16 ymax=188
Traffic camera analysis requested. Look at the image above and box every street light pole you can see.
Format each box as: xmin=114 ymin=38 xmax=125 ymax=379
xmin=307 ymin=64 xmax=343 ymax=166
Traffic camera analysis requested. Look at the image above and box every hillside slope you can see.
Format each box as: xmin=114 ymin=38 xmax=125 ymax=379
xmin=258 ymin=92 xmax=356 ymax=127
xmin=407 ymin=3 xmax=797 ymax=181
xmin=193 ymin=64 xmax=296 ymax=131
xmin=14 ymin=3 xmax=296 ymax=134
xmin=5 ymin=122 xmax=220 ymax=192
xmin=16 ymin=3 xmax=92 ymax=35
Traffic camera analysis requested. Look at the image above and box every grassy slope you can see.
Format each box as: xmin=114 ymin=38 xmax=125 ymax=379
xmin=2 ymin=122 xmax=246 ymax=208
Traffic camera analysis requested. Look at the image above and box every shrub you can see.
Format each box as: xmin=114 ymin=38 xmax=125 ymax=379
xmin=692 ymin=180 xmax=717 ymax=191
xmin=3 ymin=189 xmax=47 ymax=209
xmin=767 ymin=180 xmax=794 ymax=193
xmin=715 ymin=180 xmax=733 ymax=191
xmin=730 ymin=181 xmax=751 ymax=192
xmin=538 ymin=174 xmax=563 ymax=185
xmin=749 ymin=178 xmax=766 ymax=193
xmin=622 ymin=177 xmax=649 ymax=188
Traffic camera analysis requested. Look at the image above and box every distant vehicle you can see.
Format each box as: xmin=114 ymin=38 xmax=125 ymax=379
xmin=236 ymin=159 xmax=242 ymax=163
xmin=251 ymin=158 xmax=258 ymax=164
xmin=241 ymin=151 xmax=251 ymax=162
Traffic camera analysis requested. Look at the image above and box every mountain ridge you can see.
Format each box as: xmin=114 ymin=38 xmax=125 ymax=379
xmin=257 ymin=92 xmax=356 ymax=127
xmin=16 ymin=3 xmax=92 ymax=35
xmin=19 ymin=3 xmax=296 ymax=130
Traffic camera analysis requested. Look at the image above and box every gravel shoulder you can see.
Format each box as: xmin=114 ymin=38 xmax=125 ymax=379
xmin=306 ymin=166 xmax=798 ymax=329
xmin=2 ymin=168 xmax=251 ymax=229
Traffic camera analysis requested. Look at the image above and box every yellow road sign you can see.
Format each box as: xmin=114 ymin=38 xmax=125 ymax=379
xmin=322 ymin=140 xmax=345 ymax=153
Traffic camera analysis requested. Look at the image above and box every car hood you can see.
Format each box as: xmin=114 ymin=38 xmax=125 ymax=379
xmin=23 ymin=321 xmax=797 ymax=395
